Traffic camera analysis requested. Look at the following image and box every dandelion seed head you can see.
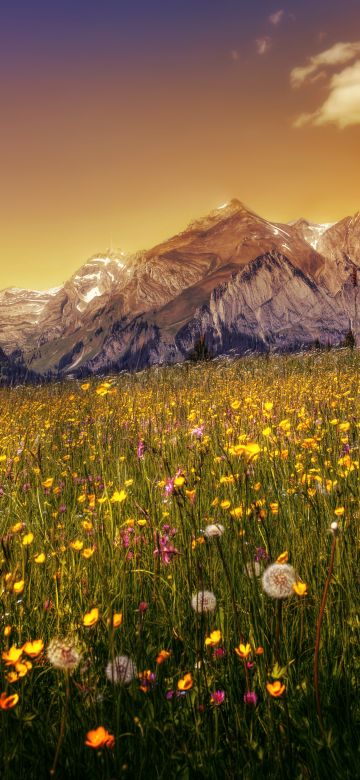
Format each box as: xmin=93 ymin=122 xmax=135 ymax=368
xmin=261 ymin=563 xmax=296 ymax=599
xmin=47 ymin=638 xmax=81 ymax=670
xmin=191 ymin=590 xmax=217 ymax=613
xmin=204 ymin=524 xmax=224 ymax=538
xmin=105 ymin=655 xmax=137 ymax=685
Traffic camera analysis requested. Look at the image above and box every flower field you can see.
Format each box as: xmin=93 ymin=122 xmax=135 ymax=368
xmin=0 ymin=350 xmax=359 ymax=779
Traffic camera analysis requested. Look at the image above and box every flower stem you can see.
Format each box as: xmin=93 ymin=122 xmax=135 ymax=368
xmin=50 ymin=670 xmax=70 ymax=776
xmin=313 ymin=533 xmax=337 ymax=731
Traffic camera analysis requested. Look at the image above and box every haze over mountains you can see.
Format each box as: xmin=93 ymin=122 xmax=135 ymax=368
xmin=1 ymin=199 xmax=359 ymax=382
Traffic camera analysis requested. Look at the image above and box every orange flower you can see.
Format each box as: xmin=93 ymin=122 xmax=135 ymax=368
xmin=2 ymin=646 xmax=23 ymax=666
xmin=292 ymin=581 xmax=308 ymax=596
xmin=177 ymin=673 xmax=193 ymax=691
xmin=83 ymin=608 xmax=99 ymax=627
xmin=266 ymin=680 xmax=285 ymax=697
xmin=276 ymin=551 xmax=288 ymax=564
xmin=85 ymin=726 xmax=115 ymax=749
xmin=255 ymin=646 xmax=264 ymax=655
xmin=22 ymin=640 xmax=44 ymax=658
xmin=156 ymin=650 xmax=171 ymax=664
xmin=234 ymin=642 xmax=251 ymax=659
xmin=111 ymin=613 xmax=123 ymax=628
xmin=0 ymin=692 xmax=19 ymax=709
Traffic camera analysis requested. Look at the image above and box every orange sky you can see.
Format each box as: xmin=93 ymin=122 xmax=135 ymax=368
xmin=1 ymin=0 xmax=359 ymax=290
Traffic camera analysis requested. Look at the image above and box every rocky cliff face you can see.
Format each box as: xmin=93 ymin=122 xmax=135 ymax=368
xmin=0 ymin=200 xmax=359 ymax=381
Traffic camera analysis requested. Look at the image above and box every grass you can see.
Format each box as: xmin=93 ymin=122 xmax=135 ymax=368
xmin=0 ymin=348 xmax=359 ymax=779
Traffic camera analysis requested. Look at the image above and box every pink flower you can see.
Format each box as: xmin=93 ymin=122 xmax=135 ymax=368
xmin=190 ymin=425 xmax=204 ymax=439
xmin=210 ymin=690 xmax=225 ymax=706
xmin=137 ymin=440 xmax=145 ymax=458
xmin=243 ymin=691 xmax=258 ymax=706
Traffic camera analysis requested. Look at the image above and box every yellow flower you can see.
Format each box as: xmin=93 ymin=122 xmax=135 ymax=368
xmin=22 ymin=532 xmax=34 ymax=546
xmin=137 ymin=518 xmax=147 ymax=527
xmin=334 ymin=507 xmax=345 ymax=516
xmin=220 ymin=500 xmax=231 ymax=509
xmin=13 ymin=580 xmax=24 ymax=595
xmin=70 ymin=540 xmax=84 ymax=551
xmin=11 ymin=522 xmax=23 ymax=534
xmin=2 ymin=646 xmax=23 ymax=665
xmin=177 ymin=673 xmax=193 ymax=691
xmin=82 ymin=521 xmax=93 ymax=531
xmin=110 ymin=490 xmax=127 ymax=503
xmin=82 ymin=547 xmax=95 ymax=559
xmin=262 ymin=427 xmax=272 ymax=437
xmin=111 ymin=613 xmax=123 ymax=628
xmin=230 ymin=506 xmax=243 ymax=519
xmin=0 ymin=454 xmax=7 ymax=462
xmin=264 ymin=402 xmax=273 ymax=412
xmin=205 ymin=630 xmax=222 ymax=647
xmin=83 ymin=608 xmax=99 ymax=627
xmin=81 ymin=383 xmax=90 ymax=391
xmin=266 ymin=680 xmax=285 ymax=697
xmin=0 ymin=692 xmax=19 ymax=709
xmin=292 ymin=581 xmax=308 ymax=596
xmin=276 ymin=551 xmax=288 ymax=564
xmin=22 ymin=640 xmax=44 ymax=658
xmin=230 ymin=400 xmax=240 ymax=410
xmin=4 ymin=625 xmax=12 ymax=637
xmin=235 ymin=642 xmax=251 ymax=659
xmin=42 ymin=478 xmax=54 ymax=489
xmin=269 ymin=502 xmax=279 ymax=515
xmin=34 ymin=552 xmax=45 ymax=564
xmin=174 ymin=476 xmax=185 ymax=488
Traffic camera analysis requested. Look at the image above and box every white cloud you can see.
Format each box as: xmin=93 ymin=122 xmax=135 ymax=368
xmin=294 ymin=61 xmax=360 ymax=128
xmin=290 ymin=41 xmax=360 ymax=87
xmin=269 ymin=10 xmax=284 ymax=26
xmin=256 ymin=37 xmax=272 ymax=55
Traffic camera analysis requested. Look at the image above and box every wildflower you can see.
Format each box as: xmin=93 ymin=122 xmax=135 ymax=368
xmin=47 ymin=638 xmax=81 ymax=670
xmin=4 ymin=626 xmax=11 ymax=637
xmin=262 ymin=563 xmax=296 ymax=599
xmin=205 ymin=630 xmax=222 ymax=647
xmin=85 ymin=726 xmax=115 ymax=749
xmin=13 ymin=580 xmax=24 ymax=595
xmin=330 ymin=521 xmax=340 ymax=535
xmin=82 ymin=547 xmax=95 ymax=559
xmin=156 ymin=650 xmax=171 ymax=664
xmin=235 ymin=642 xmax=251 ymax=659
xmin=34 ymin=553 xmax=45 ymax=564
xmin=137 ymin=440 xmax=145 ymax=458
xmin=110 ymin=490 xmax=127 ymax=503
xmin=22 ymin=533 xmax=34 ymax=546
xmin=190 ymin=425 xmax=205 ymax=439
xmin=276 ymin=551 xmax=289 ymax=564
xmin=139 ymin=669 xmax=156 ymax=693
xmin=83 ymin=608 xmax=99 ymax=627
xmin=70 ymin=540 xmax=84 ymax=551
xmin=334 ymin=507 xmax=345 ymax=516
xmin=0 ymin=693 xmax=19 ymax=710
xmin=266 ymin=680 xmax=285 ymax=697
xmin=138 ymin=601 xmax=148 ymax=614
xmin=177 ymin=673 xmax=193 ymax=691
xmin=105 ymin=655 xmax=137 ymax=685
xmin=191 ymin=590 xmax=217 ymax=613
xmin=292 ymin=581 xmax=308 ymax=596
xmin=210 ymin=690 xmax=225 ymax=706
xmin=22 ymin=640 xmax=44 ymax=658
xmin=111 ymin=613 xmax=123 ymax=628
xmin=243 ymin=691 xmax=258 ymax=706
xmin=2 ymin=646 xmax=23 ymax=666
xmin=204 ymin=524 xmax=224 ymax=538
xmin=213 ymin=647 xmax=226 ymax=659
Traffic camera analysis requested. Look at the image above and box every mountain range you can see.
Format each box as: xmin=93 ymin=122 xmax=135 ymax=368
xmin=1 ymin=198 xmax=359 ymax=383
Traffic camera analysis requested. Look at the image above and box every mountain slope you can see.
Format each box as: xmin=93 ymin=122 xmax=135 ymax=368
xmin=0 ymin=200 xmax=359 ymax=380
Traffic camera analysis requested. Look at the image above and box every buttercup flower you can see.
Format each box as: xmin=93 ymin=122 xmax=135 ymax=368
xmin=105 ymin=655 xmax=137 ymax=685
xmin=266 ymin=680 xmax=285 ymax=697
xmin=191 ymin=590 xmax=217 ymax=613
xmin=85 ymin=726 xmax=115 ymax=749
xmin=0 ymin=692 xmax=19 ymax=709
xmin=177 ymin=673 xmax=193 ymax=691
xmin=262 ymin=563 xmax=296 ymax=599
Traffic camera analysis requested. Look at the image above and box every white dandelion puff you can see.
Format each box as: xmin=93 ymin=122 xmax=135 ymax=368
xmin=191 ymin=590 xmax=217 ymax=613
xmin=47 ymin=638 xmax=82 ymax=671
xmin=261 ymin=563 xmax=296 ymax=599
xmin=105 ymin=655 xmax=137 ymax=685
xmin=204 ymin=524 xmax=224 ymax=538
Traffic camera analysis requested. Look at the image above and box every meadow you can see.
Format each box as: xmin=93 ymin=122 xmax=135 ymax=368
xmin=0 ymin=349 xmax=359 ymax=779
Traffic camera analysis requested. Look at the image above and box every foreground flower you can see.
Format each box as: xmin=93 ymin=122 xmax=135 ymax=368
xmin=2 ymin=646 xmax=23 ymax=666
xmin=156 ymin=649 xmax=171 ymax=664
xmin=204 ymin=524 xmax=224 ymax=538
xmin=244 ymin=691 xmax=258 ymax=706
xmin=262 ymin=563 xmax=296 ymax=599
xmin=235 ymin=642 xmax=251 ymax=659
xmin=105 ymin=655 xmax=137 ymax=685
xmin=22 ymin=640 xmax=44 ymax=658
xmin=210 ymin=690 xmax=225 ymax=706
xmin=47 ymin=638 xmax=81 ymax=670
xmin=177 ymin=673 xmax=193 ymax=692
xmin=205 ymin=630 xmax=222 ymax=647
xmin=83 ymin=608 xmax=99 ymax=627
xmin=85 ymin=726 xmax=115 ymax=749
xmin=191 ymin=590 xmax=217 ymax=613
xmin=292 ymin=580 xmax=308 ymax=596
xmin=0 ymin=692 xmax=19 ymax=710
xmin=266 ymin=680 xmax=285 ymax=697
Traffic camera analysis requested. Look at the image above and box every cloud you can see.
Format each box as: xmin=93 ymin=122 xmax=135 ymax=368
xmin=269 ymin=10 xmax=284 ymax=27
xmin=293 ymin=60 xmax=360 ymax=128
xmin=256 ymin=37 xmax=272 ymax=55
xmin=230 ymin=49 xmax=239 ymax=62
xmin=290 ymin=41 xmax=360 ymax=87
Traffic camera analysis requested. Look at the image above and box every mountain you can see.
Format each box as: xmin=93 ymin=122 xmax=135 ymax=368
xmin=0 ymin=199 xmax=359 ymax=382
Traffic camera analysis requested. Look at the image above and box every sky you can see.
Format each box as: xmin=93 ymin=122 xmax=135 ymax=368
xmin=1 ymin=0 xmax=360 ymax=290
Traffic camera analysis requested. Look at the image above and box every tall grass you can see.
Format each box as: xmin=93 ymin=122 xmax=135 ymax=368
xmin=0 ymin=349 xmax=359 ymax=778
